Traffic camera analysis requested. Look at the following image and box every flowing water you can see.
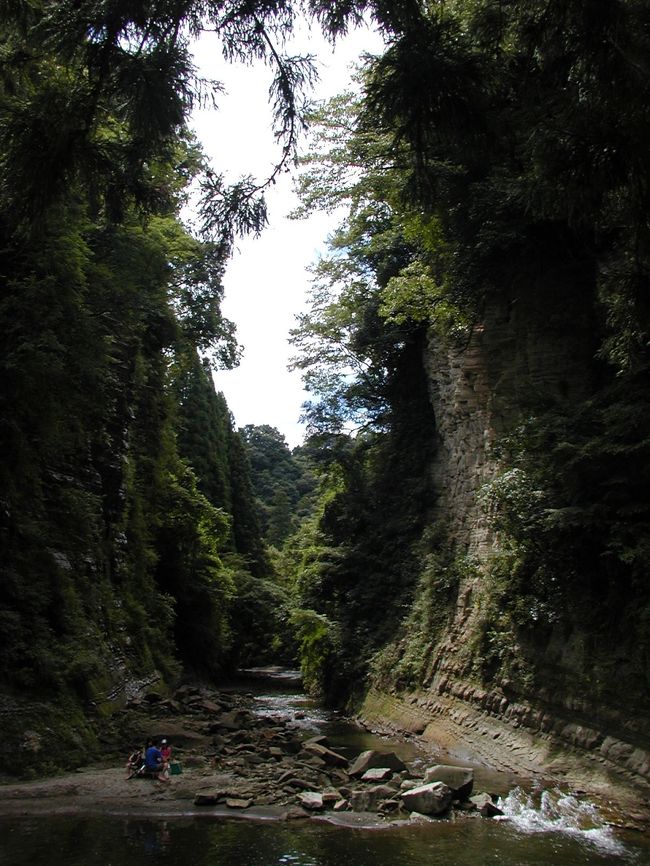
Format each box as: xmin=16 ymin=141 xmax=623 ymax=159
xmin=2 ymin=668 xmax=650 ymax=865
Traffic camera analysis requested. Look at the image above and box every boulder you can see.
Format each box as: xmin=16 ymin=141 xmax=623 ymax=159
xmin=284 ymin=806 xmax=309 ymax=820
xmin=304 ymin=735 xmax=329 ymax=747
xmin=182 ymin=754 xmax=208 ymax=768
xmin=278 ymin=769 xmax=296 ymax=784
xmin=330 ymin=768 xmax=351 ymax=784
xmin=400 ymin=782 xmax=452 ymax=816
xmin=303 ymin=742 xmax=348 ymax=767
xmin=285 ymin=778 xmax=316 ymax=791
xmin=194 ymin=792 xmax=221 ymax=805
xmin=349 ymin=784 xmax=397 ymax=812
xmin=423 ymin=765 xmax=474 ymax=799
xmin=199 ymin=699 xmax=224 ymax=714
xmin=149 ymin=724 xmax=210 ymax=748
xmin=321 ymin=788 xmax=341 ymax=806
xmin=361 ymin=767 xmax=393 ymax=782
xmin=297 ymin=791 xmax=325 ymax=811
xmin=174 ymin=685 xmax=200 ymax=700
xmin=242 ymin=753 xmax=266 ymax=766
xmin=469 ymin=792 xmax=504 ymax=817
xmin=216 ymin=709 xmax=250 ymax=731
xmin=301 ymin=754 xmax=326 ymax=768
xmin=227 ymin=730 xmax=251 ymax=744
xmin=348 ymin=750 xmax=407 ymax=778
xmin=226 ymin=798 xmax=253 ymax=809
xmin=378 ymin=799 xmax=401 ymax=813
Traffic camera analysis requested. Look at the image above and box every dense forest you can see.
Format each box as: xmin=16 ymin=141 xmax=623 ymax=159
xmin=1 ymin=0 xmax=649 ymax=781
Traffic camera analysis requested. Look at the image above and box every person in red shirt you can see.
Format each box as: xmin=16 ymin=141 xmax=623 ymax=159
xmin=160 ymin=739 xmax=172 ymax=771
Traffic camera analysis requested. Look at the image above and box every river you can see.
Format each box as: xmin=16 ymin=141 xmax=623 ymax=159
xmin=2 ymin=668 xmax=649 ymax=865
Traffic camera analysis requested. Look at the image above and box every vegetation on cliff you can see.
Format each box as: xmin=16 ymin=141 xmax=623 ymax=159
xmin=2 ymin=0 xmax=650 ymax=772
xmin=0 ymin=0 xmax=324 ymax=769
xmin=284 ymin=0 xmax=650 ymax=714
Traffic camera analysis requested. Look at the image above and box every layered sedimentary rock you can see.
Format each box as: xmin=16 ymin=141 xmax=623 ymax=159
xmin=365 ymin=277 xmax=650 ymax=795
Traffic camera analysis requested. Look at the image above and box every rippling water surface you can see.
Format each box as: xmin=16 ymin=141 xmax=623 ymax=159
xmin=3 ymin=812 xmax=650 ymax=866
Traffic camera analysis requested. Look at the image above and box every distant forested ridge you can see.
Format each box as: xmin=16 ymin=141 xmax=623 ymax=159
xmin=2 ymin=0 xmax=650 ymax=787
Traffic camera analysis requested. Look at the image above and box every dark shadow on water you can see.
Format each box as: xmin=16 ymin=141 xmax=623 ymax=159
xmin=2 ymin=812 xmax=649 ymax=866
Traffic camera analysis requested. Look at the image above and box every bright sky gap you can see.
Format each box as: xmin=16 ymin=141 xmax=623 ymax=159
xmin=190 ymin=22 xmax=385 ymax=448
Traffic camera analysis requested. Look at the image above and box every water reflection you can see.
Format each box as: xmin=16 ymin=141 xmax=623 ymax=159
xmin=2 ymin=815 xmax=649 ymax=866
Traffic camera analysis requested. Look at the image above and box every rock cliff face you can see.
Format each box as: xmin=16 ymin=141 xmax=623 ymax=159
xmin=364 ymin=275 xmax=650 ymax=797
xmin=425 ymin=273 xmax=596 ymax=557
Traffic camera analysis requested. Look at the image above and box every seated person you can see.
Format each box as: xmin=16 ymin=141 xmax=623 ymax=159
xmin=144 ymin=740 xmax=170 ymax=782
xmin=160 ymin=738 xmax=174 ymax=774
xmin=125 ymin=748 xmax=143 ymax=779
xmin=160 ymin=739 xmax=171 ymax=767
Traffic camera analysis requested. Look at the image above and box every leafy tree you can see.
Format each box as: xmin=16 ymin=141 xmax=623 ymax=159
xmin=287 ymin=0 xmax=650 ymax=712
xmin=240 ymin=424 xmax=318 ymax=546
xmin=227 ymin=559 xmax=296 ymax=667
xmin=361 ymin=0 xmax=650 ymax=370
xmin=154 ymin=463 xmax=235 ymax=677
xmin=226 ymin=422 xmax=271 ymax=576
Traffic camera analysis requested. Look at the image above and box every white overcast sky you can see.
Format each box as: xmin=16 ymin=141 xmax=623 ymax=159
xmin=189 ymin=20 xmax=385 ymax=448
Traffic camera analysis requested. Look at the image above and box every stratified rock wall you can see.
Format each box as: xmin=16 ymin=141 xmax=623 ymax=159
xmin=369 ymin=275 xmax=650 ymax=794
xmin=425 ymin=277 xmax=595 ymax=557
xmin=422 ymin=276 xmax=595 ymax=680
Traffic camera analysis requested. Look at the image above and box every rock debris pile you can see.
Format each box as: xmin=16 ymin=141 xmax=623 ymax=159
xmin=122 ymin=683 xmax=503 ymax=821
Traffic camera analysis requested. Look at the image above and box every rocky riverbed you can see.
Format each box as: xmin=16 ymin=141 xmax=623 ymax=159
xmin=1 ymin=679 xmax=648 ymax=834
xmin=0 ymin=682 xmax=499 ymax=823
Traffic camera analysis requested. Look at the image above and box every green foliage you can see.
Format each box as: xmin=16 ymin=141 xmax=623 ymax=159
xmin=2 ymin=695 xmax=101 ymax=777
xmin=0 ymin=0 xmax=319 ymax=750
xmin=227 ymin=559 xmax=296 ymax=667
xmin=466 ymin=371 xmax=650 ymax=700
xmin=283 ymin=388 xmax=436 ymax=705
xmin=241 ymin=424 xmax=318 ymax=547
xmin=3 ymin=0 xmax=650 ymax=765
xmin=380 ymin=260 xmax=470 ymax=339
xmin=287 ymin=0 xmax=650 ymax=719
xmin=371 ymin=533 xmax=473 ymax=691
xmin=289 ymin=608 xmax=341 ymax=697
xmin=174 ymin=350 xmax=233 ymax=509
xmin=173 ymin=350 xmax=270 ymax=577
xmin=291 ymin=90 xmax=473 ymax=436
xmin=226 ymin=426 xmax=272 ymax=577
xmin=462 ymin=549 xmax=537 ymax=692
xmin=154 ymin=463 xmax=235 ymax=677
xmin=0 ymin=0 xmax=439 ymax=772
xmin=361 ymin=0 xmax=650 ymax=371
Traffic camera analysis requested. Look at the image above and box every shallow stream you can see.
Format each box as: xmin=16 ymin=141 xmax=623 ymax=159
xmin=2 ymin=668 xmax=650 ymax=865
